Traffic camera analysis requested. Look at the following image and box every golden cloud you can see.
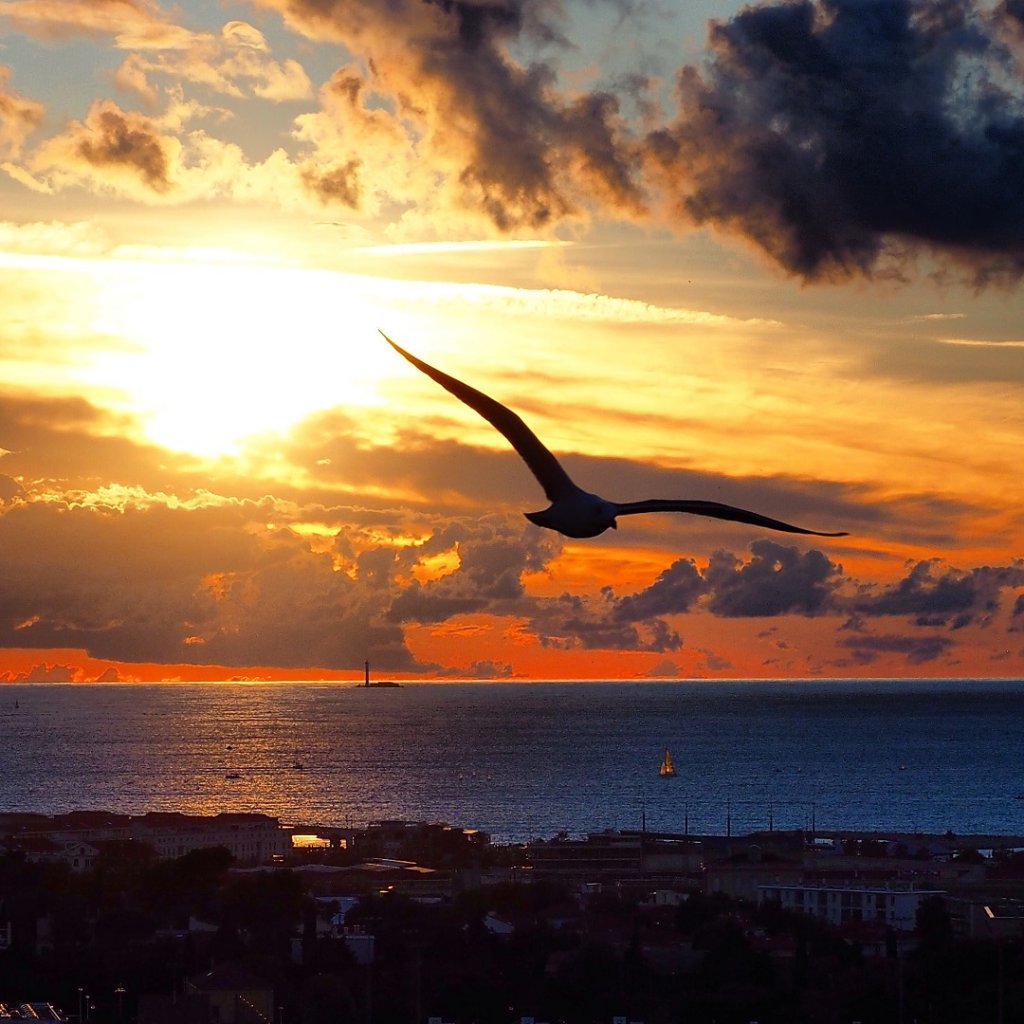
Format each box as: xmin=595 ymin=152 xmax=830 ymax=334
xmin=114 ymin=20 xmax=312 ymax=103
xmin=32 ymin=99 xmax=177 ymax=197
xmin=0 ymin=0 xmax=194 ymax=49
xmin=0 ymin=65 xmax=44 ymax=158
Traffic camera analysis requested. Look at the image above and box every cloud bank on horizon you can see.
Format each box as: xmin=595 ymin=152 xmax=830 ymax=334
xmin=3 ymin=0 xmax=1024 ymax=280
xmin=0 ymin=388 xmax=1022 ymax=680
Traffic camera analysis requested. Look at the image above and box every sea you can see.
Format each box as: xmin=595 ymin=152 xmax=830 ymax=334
xmin=2 ymin=678 xmax=1024 ymax=844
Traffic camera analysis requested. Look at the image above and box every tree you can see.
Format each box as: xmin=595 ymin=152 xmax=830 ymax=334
xmin=220 ymin=870 xmax=305 ymax=955
xmin=915 ymin=894 xmax=952 ymax=951
xmin=141 ymin=845 xmax=235 ymax=923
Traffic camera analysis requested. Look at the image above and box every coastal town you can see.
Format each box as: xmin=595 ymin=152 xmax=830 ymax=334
xmin=0 ymin=810 xmax=1022 ymax=1022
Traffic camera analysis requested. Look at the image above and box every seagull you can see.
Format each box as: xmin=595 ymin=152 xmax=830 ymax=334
xmin=381 ymin=331 xmax=848 ymax=541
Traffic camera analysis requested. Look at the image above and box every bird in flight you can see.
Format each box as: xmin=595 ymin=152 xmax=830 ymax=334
xmin=381 ymin=331 xmax=847 ymax=541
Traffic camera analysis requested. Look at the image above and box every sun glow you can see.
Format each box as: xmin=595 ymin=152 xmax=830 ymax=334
xmin=75 ymin=253 xmax=404 ymax=456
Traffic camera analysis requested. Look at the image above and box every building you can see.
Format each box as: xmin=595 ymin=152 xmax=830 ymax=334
xmin=0 ymin=812 xmax=290 ymax=867
xmin=0 ymin=837 xmax=100 ymax=874
xmin=526 ymin=830 xmax=703 ymax=883
xmin=353 ymin=820 xmax=490 ymax=862
xmin=947 ymin=895 xmax=1024 ymax=939
xmin=757 ymin=881 xmax=946 ymax=931
xmin=130 ymin=813 xmax=288 ymax=864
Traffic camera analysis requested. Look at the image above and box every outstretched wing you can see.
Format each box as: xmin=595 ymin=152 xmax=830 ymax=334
xmin=381 ymin=331 xmax=578 ymax=502
xmin=612 ymin=498 xmax=848 ymax=537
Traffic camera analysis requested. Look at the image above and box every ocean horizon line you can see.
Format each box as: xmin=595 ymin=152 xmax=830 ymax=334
xmin=2 ymin=675 xmax=1024 ymax=687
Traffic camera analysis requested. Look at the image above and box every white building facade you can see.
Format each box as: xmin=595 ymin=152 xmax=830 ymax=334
xmin=129 ymin=813 xmax=289 ymax=864
xmin=758 ymin=882 xmax=946 ymax=931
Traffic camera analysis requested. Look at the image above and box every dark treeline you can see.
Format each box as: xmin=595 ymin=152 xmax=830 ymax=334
xmin=1 ymin=841 xmax=1022 ymax=1024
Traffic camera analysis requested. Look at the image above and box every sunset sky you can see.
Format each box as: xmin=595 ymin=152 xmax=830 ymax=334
xmin=1 ymin=0 xmax=1024 ymax=682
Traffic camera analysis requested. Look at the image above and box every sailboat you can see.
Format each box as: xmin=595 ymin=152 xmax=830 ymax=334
xmin=659 ymin=748 xmax=677 ymax=777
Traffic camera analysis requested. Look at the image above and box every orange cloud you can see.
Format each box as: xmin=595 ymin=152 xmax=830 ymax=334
xmin=0 ymin=374 xmax=1020 ymax=680
xmin=33 ymin=99 xmax=177 ymax=196
xmin=0 ymin=2 xmax=311 ymax=106
xmin=113 ymin=20 xmax=312 ymax=104
xmin=293 ymin=66 xmax=411 ymax=215
xmin=22 ymin=97 xmax=305 ymax=204
xmin=0 ymin=65 xmax=44 ymax=157
xmin=0 ymin=0 xmax=194 ymax=49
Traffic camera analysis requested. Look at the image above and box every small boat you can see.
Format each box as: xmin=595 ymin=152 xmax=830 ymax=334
xmin=659 ymin=749 xmax=677 ymax=777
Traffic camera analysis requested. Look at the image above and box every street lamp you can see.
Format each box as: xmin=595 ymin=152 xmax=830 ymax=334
xmin=115 ymin=985 xmax=126 ymax=1024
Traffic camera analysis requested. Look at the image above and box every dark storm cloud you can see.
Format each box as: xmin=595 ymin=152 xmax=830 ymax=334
xmin=0 ymin=499 xmax=255 ymax=661
xmin=0 ymin=496 xmax=422 ymax=671
xmin=1010 ymin=594 xmax=1024 ymax=630
xmin=703 ymin=540 xmax=843 ymax=617
xmin=463 ymin=659 xmax=514 ymax=678
xmin=257 ymin=0 xmax=645 ymax=228
xmin=516 ymin=541 xmax=845 ymax=655
xmin=386 ymin=516 xmax=560 ymax=624
xmin=838 ymin=631 xmax=954 ymax=665
xmin=612 ymin=557 xmax=706 ymax=621
xmin=532 ymin=591 xmax=683 ymax=653
xmin=191 ymin=527 xmax=417 ymax=670
xmin=855 ymin=559 xmax=1024 ymax=627
xmin=645 ymin=0 xmax=1024 ymax=282
xmin=264 ymin=0 xmax=1024 ymax=279
xmin=9 ymin=0 xmax=1024 ymax=281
